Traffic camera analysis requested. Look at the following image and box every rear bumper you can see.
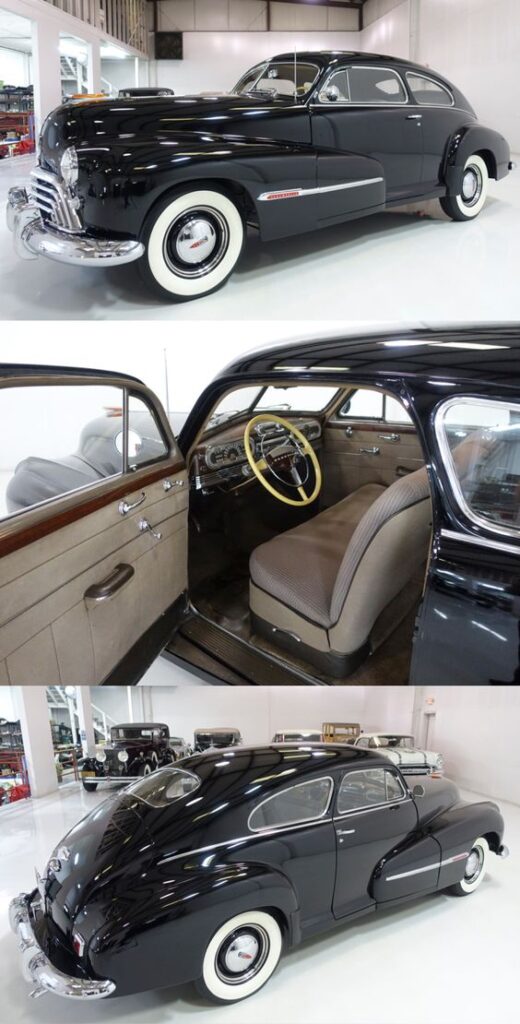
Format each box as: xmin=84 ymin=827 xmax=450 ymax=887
xmin=9 ymin=891 xmax=115 ymax=1000
xmin=6 ymin=186 xmax=144 ymax=267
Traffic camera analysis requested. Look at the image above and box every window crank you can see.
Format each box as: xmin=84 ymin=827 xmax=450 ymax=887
xmin=138 ymin=518 xmax=162 ymax=541
xmin=358 ymin=446 xmax=380 ymax=456
xmin=163 ymin=479 xmax=184 ymax=492
xmin=118 ymin=491 xmax=145 ymax=515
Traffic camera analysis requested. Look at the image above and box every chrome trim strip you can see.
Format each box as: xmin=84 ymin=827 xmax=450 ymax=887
xmin=386 ymin=851 xmax=469 ymax=882
xmin=258 ymin=178 xmax=383 ymax=201
xmin=434 ymin=395 xmax=520 ymax=542
xmin=248 ymin=776 xmax=334 ymax=834
xmin=440 ymin=528 xmax=520 ymax=558
xmin=158 ymin=815 xmax=333 ymax=865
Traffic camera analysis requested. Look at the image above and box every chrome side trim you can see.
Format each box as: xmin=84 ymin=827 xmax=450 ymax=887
xmin=258 ymin=178 xmax=383 ymax=201
xmin=440 ymin=528 xmax=520 ymax=559
xmin=386 ymin=851 xmax=469 ymax=882
xmin=9 ymin=893 xmax=115 ymax=1000
xmin=158 ymin=815 xmax=333 ymax=865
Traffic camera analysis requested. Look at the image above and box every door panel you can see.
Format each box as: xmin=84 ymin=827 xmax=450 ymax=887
xmin=322 ymin=421 xmax=424 ymax=506
xmin=0 ymin=470 xmax=188 ymax=684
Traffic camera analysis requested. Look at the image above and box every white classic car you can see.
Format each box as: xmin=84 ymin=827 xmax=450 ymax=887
xmin=353 ymin=733 xmax=444 ymax=774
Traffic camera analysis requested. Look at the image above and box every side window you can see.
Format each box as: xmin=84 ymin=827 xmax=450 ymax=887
xmin=406 ymin=73 xmax=453 ymax=107
xmin=0 ymin=384 xmax=169 ymax=521
xmin=319 ymin=69 xmax=349 ymax=103
xmin=339 ymin=389 xmax=412 ymax=424
xmin=249 ymin=777 xmax=333 ymax=831
xmin=437 ymin=398 xmax=520 ymax=534
xmin=337 ymin=768 xmax=405 ymax=814
xmin=348 ymin=67 xmax=406 ymax=104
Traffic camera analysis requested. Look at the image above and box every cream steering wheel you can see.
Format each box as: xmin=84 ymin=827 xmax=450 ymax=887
xmin=244 ymin=413 xmax=322 ymax=507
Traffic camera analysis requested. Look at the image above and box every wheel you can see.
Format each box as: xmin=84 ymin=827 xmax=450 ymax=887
xmin=138 ymin=762 xmax=152 ymax=777
xmin=195 ymin=910 xmax=282 ymax=1004
xmin=449 ymin=837 xmax=489 ymax=896
xmin=440 ymin=154 xmax=489 ymax=221
xmin=138 ymin=188 xmax=245 ymax=301
xmin=82 ymin=780 xmax=98 ymax=792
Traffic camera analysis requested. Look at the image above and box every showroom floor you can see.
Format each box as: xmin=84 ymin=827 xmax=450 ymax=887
xmin=0 ymin=782 xmax=517 ymax=1024
xmin=1 ymin=155 xmax=519 ymax=322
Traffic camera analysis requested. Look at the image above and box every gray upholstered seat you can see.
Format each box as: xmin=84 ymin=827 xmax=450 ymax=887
xmin=249 ymin=467 xmax=432 ymax=675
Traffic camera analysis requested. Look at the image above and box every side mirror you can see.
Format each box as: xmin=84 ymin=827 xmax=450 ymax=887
xmin=412 ymin=783 xmax=426 ymax=798
xmin=320 ymin=84 xmax=340 ymax=103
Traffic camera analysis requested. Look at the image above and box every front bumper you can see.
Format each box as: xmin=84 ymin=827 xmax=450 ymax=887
xmin=6 ymin=186 xmax=144 ymax=267
xmin=9 ymin=891 xmax=115 ymax=1000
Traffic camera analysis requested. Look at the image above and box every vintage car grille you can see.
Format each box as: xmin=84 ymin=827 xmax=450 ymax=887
xmin=30 ymin=167 xmax=82 ymax=233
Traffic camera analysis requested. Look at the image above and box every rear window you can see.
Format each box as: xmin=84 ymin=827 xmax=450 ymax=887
xmin=125 ymin=767 xmax=200 ymax=806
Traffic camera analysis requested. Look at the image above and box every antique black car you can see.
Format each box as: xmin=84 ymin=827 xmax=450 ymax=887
xmin=193 ymin=727 xmax=243 ymax=752
xmin=9 ymin=744 xmax=508 ymax=1003
xmin=79 ymin=723 xmax=174 ymax=791
xmin=6 ymin=52 xmax=511 ymax=301
xmin=2 ymin=324 xmax=520 ymax=686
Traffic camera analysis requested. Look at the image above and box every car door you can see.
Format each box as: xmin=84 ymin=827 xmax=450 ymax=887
xmin=321 ymin=387 xmax=424 ymax=506
xmin=404 ymin=71 xmax=466 ymax=189
xmin=332 ymin=766 xmax=418 ymax=919
xmin=0 ymin=370 xmax=188 ymax=685
xmin=311 ymin=64 xmax=424 ymax=214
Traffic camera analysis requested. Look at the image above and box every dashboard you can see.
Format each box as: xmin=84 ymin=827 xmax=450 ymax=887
xmin=191 ymin=417 xmax=322 ymax=491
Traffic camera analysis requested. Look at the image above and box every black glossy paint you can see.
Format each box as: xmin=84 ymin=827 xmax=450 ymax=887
xmin=32 ymin=745 xmax=504 ymax=996
xmin=37 ymin=51 xmax=510 ymax=244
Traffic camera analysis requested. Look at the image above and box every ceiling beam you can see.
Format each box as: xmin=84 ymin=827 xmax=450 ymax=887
xmin=267 ymin=0 xmax=363 ymax=8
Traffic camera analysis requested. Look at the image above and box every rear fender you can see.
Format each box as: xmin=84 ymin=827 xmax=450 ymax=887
xmin=431 ymin=800 xmax=504 ymax=889
xmin=444 ymin=124 xmax=511 ymax=192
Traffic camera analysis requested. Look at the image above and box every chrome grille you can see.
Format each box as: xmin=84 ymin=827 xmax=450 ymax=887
xmin=30 ymin=167 xmax=82 ymax=233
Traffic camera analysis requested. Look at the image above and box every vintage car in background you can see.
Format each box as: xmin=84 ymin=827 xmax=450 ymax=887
xmin=79 ymin=722 xmax=175 ymax=791
xmin=117 ymin=87 xmax=175 ymax=98
xmin=6 ymin=51 xmax=511 ymax=302
xmin=9 ymin=743 xmax=508 ymax=1002
xmin=2 ymin=325 xmax=520 ymax=687
xmin=272 ymin=728 xmax=323 ymax=742
xmin=169 ymin=734 xmax=191 ymax=759
xmin=353 ymin=732 xmax=443 ymax=774
xmin=193 ymin=727 xmax=242 ymax=752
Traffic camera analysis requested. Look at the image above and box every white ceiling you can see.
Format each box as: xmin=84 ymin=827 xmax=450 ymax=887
xmin=0 ymin=9 xmax=32 ymax=54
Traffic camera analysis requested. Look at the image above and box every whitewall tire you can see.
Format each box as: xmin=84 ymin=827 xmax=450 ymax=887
xmin=440 ymin=155 xmax=489 ymax=221
xmin=196 ymin=910 xmax=282 ymax=1003
xmin=139 ymin=188 xmax=244 ymax=301
xmin=450 ymin=837 xmax=489 ymax=896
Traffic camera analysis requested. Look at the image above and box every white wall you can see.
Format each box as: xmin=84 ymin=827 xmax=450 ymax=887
xmin=362 ymin=0 xmax=410 ymax=57
xmin=0 ymin=45 xmax=32 ymax=85
xmin=0 ymin=687 xmax=17 ymax=719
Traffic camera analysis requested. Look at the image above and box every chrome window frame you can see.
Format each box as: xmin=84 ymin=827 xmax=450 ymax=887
xmin=335 ymin=766 xmax=408 ymax=819
xmin=435 ymin=395 xmax=520 ymax=542
xmin=313 ymin=64 xmax=409 ymax=107
xmin=405 ymin=71 xmax=455 ymax=108
xmin=248 ymin=775 xmax=334 ymax=833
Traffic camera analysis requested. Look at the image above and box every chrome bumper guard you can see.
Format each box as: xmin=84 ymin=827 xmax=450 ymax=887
xmin=6 ymin=186 xmax=144 ymax=267
xmin=9 ymin=892 xmax=115 ymax=1000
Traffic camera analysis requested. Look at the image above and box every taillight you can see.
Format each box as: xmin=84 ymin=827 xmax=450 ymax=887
xmin=72 ymin=930 xmax=85 ymax=957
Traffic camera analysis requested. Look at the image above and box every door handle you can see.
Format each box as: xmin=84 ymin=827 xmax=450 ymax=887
xmin=119 ymin=491 xmax=145 ymax=515
xmin=336 ymin=828 xmax=356 ymax=836
xmin=378 ymin=433 xmax=400 ymax=443
xmin=84 ymin=563 xmax=134 ymax=605
xmin=138 ymin=518 xmax=162 ymax=541
xmin=406 ymin=114 xmax=422 ymax=120
xmin=359 ymin=446 xmax=380 ymax=455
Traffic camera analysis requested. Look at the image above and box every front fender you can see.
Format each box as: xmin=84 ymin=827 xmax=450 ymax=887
xmin=87 ymin=861 xmax=299 ymax=996
xmin=444 ymin=123 xmax=511 ymax=192
xmin=76 ymin=134 xmax=317 ymax=241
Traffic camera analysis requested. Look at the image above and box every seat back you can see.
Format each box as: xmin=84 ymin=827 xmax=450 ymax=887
xmin=329 ymin=467 xmax=432 ymax=651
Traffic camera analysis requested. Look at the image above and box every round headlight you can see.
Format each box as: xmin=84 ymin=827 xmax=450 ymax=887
xmin=96 ymin=750 xmax=106 ymax=763
xmin=60 ymin=146 xmax=78 ymax=188
xmin=118 ymin=750 xmax=129 ymax=763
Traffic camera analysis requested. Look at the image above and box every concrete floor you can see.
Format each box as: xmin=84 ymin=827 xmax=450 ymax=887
xmin=0 ymin=781 xmax=517 ymax=1024
xmin=1 ymin=155 xmax=519 ymax=321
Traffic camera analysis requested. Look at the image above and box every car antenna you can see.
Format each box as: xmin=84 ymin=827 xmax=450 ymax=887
xmin=294 ymin=48 xmax=297 ymax=101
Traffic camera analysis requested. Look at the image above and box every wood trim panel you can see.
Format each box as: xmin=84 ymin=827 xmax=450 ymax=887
xmin=0 ymin=458 xmax=185 ymax=560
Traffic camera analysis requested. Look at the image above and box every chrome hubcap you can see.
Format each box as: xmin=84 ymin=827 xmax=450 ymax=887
xmin=461 ymin=166 xmax=482 ymax=206
xmin=465 ymin=847 xmax=483 ymax=883
xmin=176 ymin=218 xmax=217 ymax=265
xmin=224 ymin=933 xmax=259 ymax=973
xmin=215 ymin=925 xmax=269 ymax=985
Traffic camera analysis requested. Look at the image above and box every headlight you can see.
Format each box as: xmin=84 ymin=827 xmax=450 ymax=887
xmin=60 ymin=146 xmax=78 ymax=188
xmin=96 ymin=750 xmax=106 ymax=763
xmin=436 ymin=755 xmax=444 ymax=770
xmin=118 ymin=750 xmax=129 ymax=763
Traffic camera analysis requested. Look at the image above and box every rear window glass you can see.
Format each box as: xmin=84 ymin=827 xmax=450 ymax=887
xmin=126 ymin=767 xmax=200 ymax=806
xmin=249 ymin=777 xmax=332 ymax=831
xmin=437 ymin=398 xmax=520 ymax=534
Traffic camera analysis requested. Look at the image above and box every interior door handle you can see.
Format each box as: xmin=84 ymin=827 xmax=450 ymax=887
xmin=359 ymin=446 xmax=380 ymax=455
xmin=138 ymin=518 xmax=162 ymax=541
xmin=84 ymin=563 xmax=134 ymax=605
xmin=406 ymin=114 xmax=422 ymax=120
xmin=119 ymin=492 xmax=145 ymax=515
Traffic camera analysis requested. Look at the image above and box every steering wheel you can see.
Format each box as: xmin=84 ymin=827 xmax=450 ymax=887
xmin=244 ymin=413 xmax=322 ymax=507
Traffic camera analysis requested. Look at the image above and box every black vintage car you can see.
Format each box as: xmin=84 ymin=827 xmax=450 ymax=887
xmin=193 ymin=727 xmax=243 ymax=752
xmin=6 ymin=52 xmax=511 ymax=301
xmin=79 ymin=723 xmax=175 ymax=791
xmin=9 ymin=744 xmax=508 ymax=1003
xmin=3 ymin=325 xmax=520 ymax=686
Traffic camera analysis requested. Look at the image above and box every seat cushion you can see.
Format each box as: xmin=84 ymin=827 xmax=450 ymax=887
xmin=249 ymin=484 xmax=385 ymax=628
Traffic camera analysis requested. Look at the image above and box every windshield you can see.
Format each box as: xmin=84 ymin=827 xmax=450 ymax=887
xmin=378 ymin=735 xmax=415 ymax=748
xmin=125 ymin=767 xmax=200 ymax=806
xmin=204 ymin=384 xmax=339 ymax=432
xmin=111 ymin=727 xmax=158 ymax=741
xmin=232 ymin=61 xmax=320 ymax=99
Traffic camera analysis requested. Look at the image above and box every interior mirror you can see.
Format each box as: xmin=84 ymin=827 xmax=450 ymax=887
xmin=412 ymin=783 xmax=426 ymax=798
